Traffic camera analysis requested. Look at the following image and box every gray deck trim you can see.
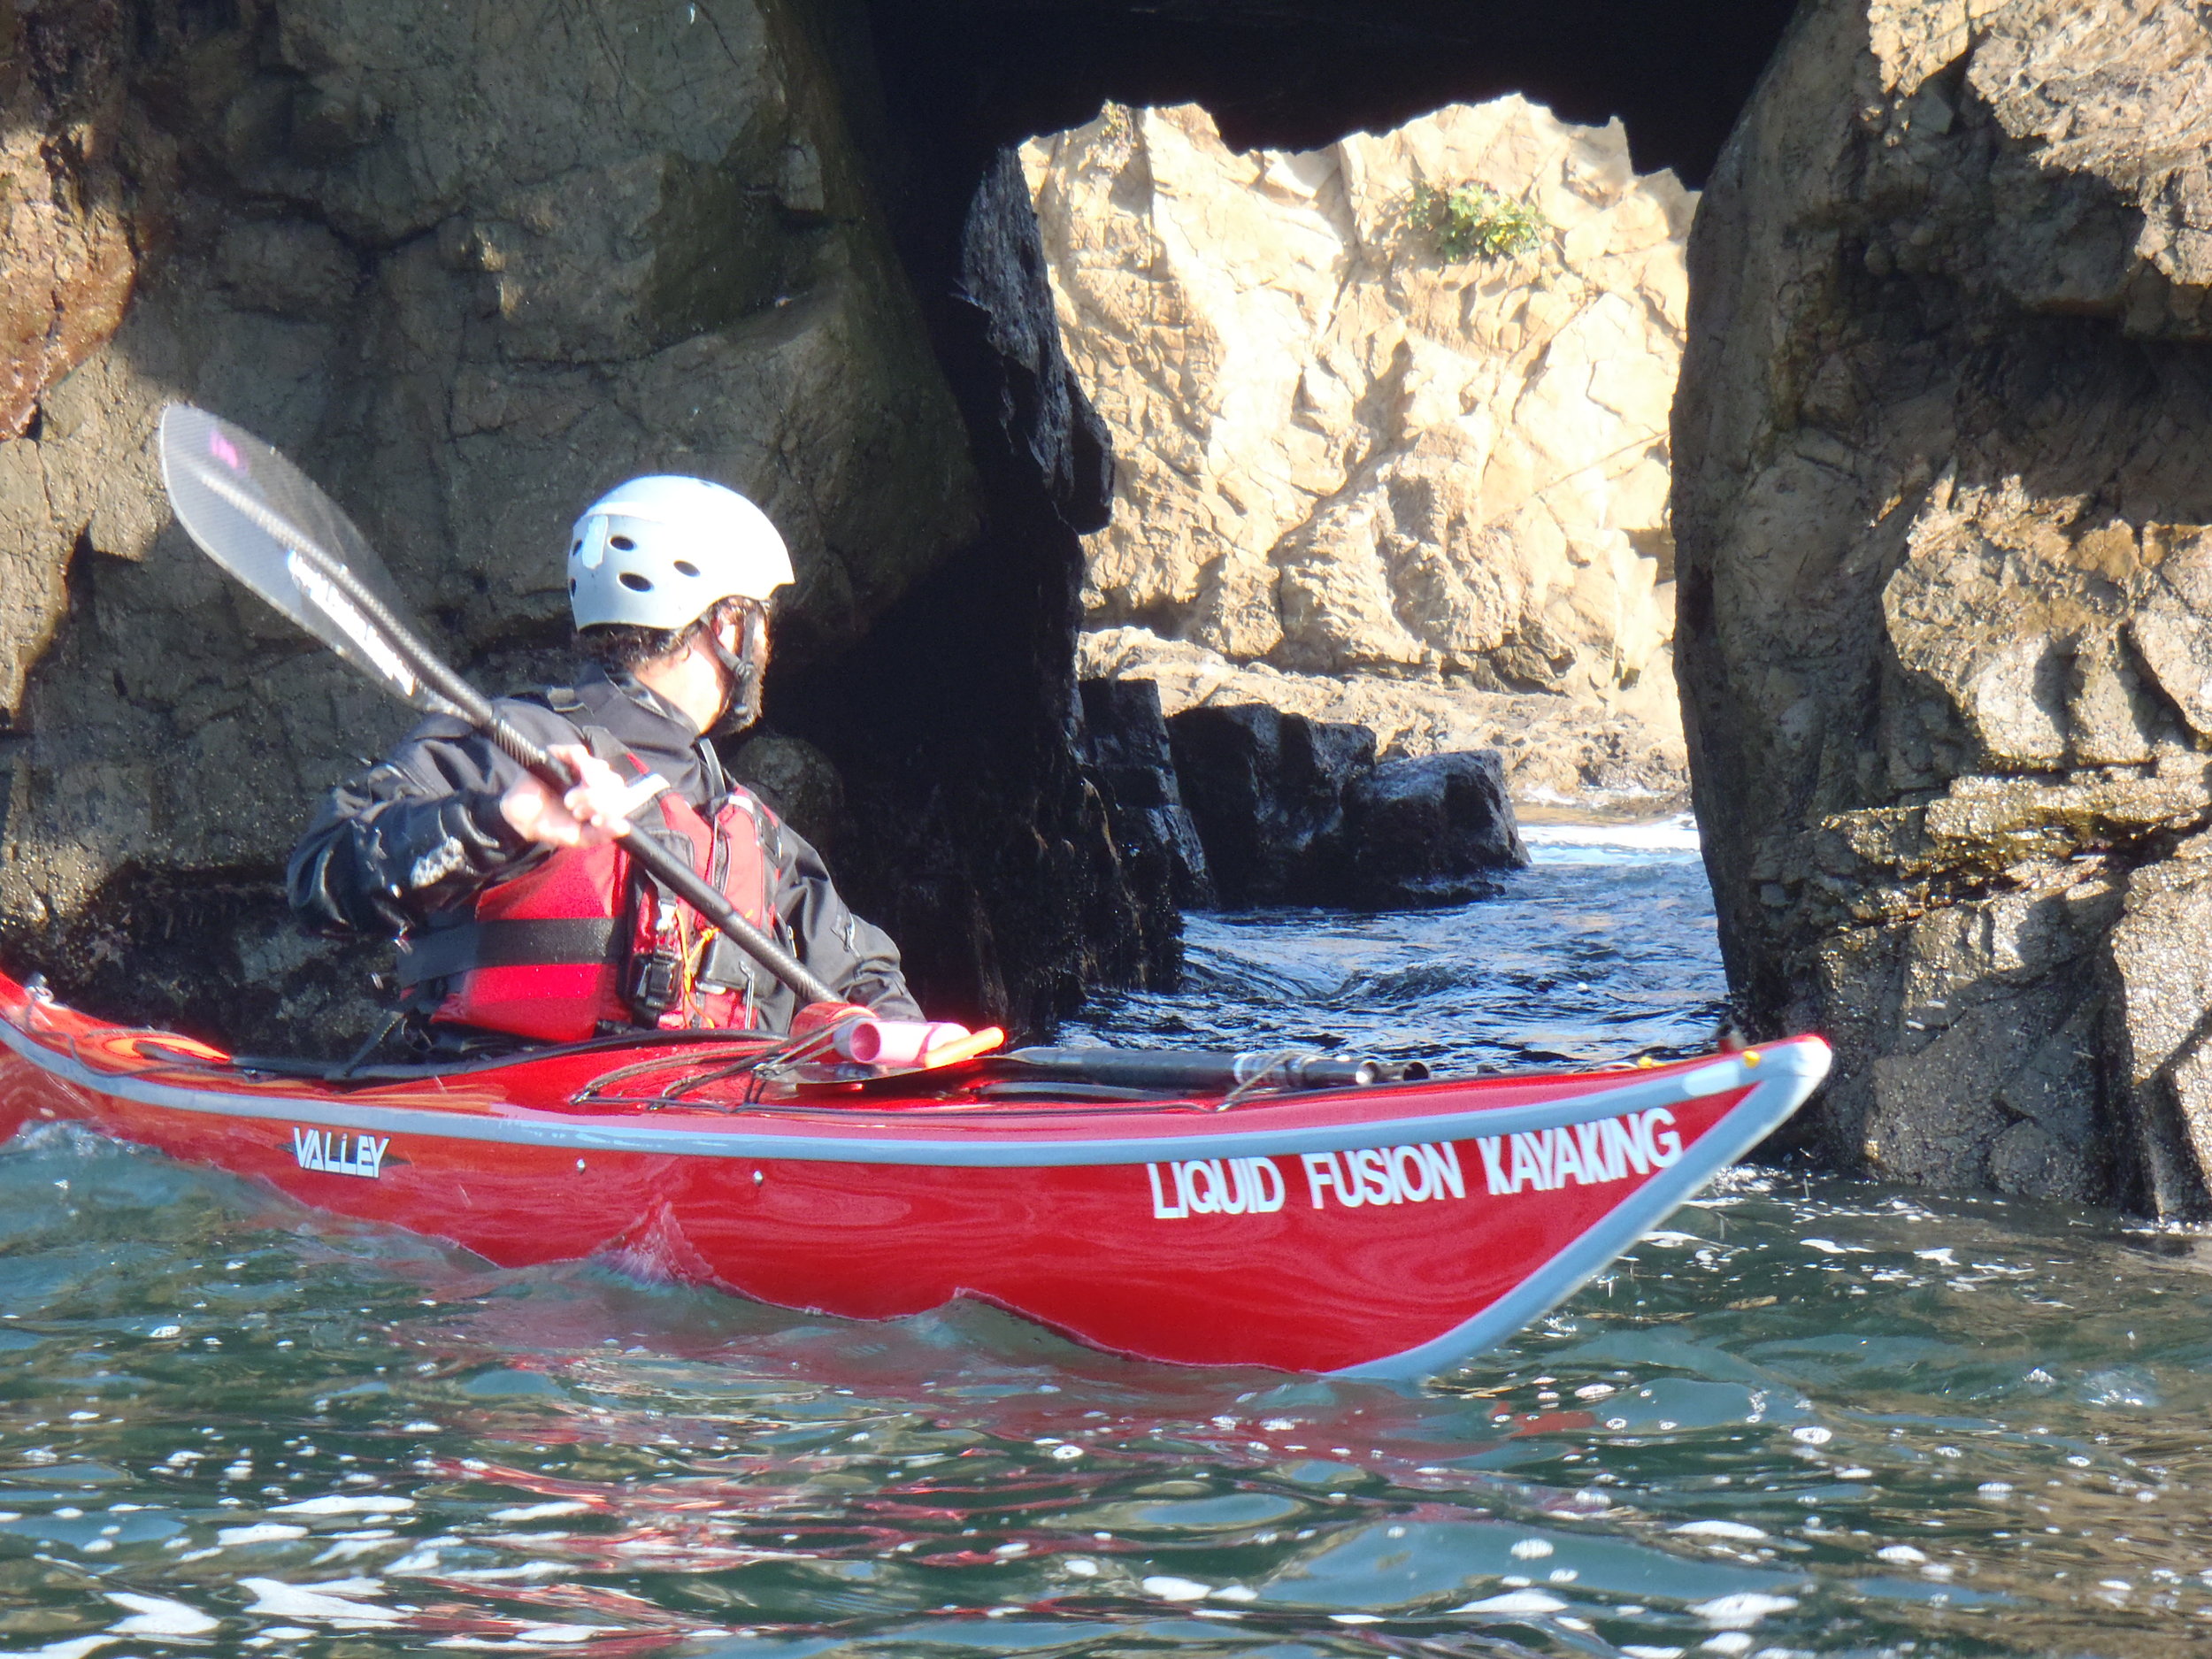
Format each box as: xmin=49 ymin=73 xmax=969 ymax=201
xmin=1 ymin=1019 xmax=1801 ymax=1171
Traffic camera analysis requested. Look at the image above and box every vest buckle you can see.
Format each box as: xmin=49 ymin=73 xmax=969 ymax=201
xmin=628 ymin=949 xmax=684 ymax=1018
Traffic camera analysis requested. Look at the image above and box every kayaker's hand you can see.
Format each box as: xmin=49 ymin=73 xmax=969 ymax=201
xmin=501 ymin=746 xmax=635 ymax=849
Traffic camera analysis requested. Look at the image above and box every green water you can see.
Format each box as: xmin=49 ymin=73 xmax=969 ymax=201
xmin=4 ymin=829 xmax=2207 ymax=1657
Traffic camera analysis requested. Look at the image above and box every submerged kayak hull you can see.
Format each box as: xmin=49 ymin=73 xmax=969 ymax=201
xmin=0 ymin=973 xmax=1828 ymax=1379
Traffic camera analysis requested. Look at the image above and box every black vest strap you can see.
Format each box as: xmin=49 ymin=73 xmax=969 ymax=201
xmin=542 ymin=688 xmax=634 ymax=775
xmin=395 ymin=918 xmax=621 ymax=989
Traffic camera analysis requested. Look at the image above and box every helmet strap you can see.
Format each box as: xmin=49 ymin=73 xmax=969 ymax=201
xmin=704 ymin=601 xmax=768 ymax=738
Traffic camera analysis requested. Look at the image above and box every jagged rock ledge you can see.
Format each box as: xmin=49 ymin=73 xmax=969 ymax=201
xmin=1083 ymin=626 xmax=1687 ymax=812
xmin=1031 ymin=95 xmax=1696 ymax=830
xmin=1082 ymin=677 xmax=1530 ymax=915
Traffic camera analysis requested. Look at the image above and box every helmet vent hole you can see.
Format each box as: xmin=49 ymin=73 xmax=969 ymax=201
xmin=672 ymin=559 xmax=701 ymax=578
xmin=568 ymin=578 xmax=577 ymax=595
xmin=571 ymin=539 xmax=582 ymax=555
xmin=610 ymin=534 xmax=636 ymax=551
xmin=618 ymin=572 xmax=654 ymax=592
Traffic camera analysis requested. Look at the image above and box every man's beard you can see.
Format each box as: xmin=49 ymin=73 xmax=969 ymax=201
xmin=707 ymin=604 xmax=770 ymax=738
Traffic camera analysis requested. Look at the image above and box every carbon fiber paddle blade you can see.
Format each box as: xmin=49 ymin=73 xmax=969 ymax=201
xmin=157 ymin=403 xmax=454 ymax=714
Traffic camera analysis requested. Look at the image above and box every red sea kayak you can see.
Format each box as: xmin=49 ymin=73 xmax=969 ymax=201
xmin=0 ymin=970 xmax=1828 ymax=1379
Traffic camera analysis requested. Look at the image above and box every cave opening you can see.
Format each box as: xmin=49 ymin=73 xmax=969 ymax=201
xmin=763 ymin=2 xmax=1797 ymax=1021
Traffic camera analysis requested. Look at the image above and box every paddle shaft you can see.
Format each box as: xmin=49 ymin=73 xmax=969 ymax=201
xmin=300 ymin=545 xmax=837 ymax=1007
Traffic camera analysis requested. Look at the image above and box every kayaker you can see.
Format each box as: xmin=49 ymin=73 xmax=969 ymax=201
xmin=287 ymin=474 xmax=920 ymax=1047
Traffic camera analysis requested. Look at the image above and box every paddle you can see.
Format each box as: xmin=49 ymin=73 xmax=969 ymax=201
xmin=156 ymin=403 xmax=838 ymax=1008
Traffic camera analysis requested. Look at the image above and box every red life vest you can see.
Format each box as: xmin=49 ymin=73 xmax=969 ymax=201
xmin=395 ymin=763 xmax=780 ymax=1044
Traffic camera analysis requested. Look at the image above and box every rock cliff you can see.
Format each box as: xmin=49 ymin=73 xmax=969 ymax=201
xmin=1026 ymin=98 xmax=1692 ymax=798
xmin=1676 ymin=0 xmax=2212 ymax=1210
xmin=0 ymin=0 xmax=1133 ymax=1048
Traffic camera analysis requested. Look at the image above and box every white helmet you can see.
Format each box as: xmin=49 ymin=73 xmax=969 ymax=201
xmin=568 ymin=475 xmax=794 ymax=631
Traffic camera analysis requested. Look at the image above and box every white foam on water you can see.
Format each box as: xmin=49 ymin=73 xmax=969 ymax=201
xmin=1141 ymin=1576 xmax=1210 ymax=1601
xmin=105 ymin=1593 xmax=219 ymax=1637
xmin=218 ymin=1524 xmax=309 ymax=1547
xmin=239 ymin=1577 xmax=397 ymax=1627
xmin=271 ymin=1495 xmax=413 ymax=1517
xmin=486 ymin=1502 xmax=589 ymax=1522
xmin=1453 ymin=1589 xmax=1568 ymax=1613
xmin=1690 ymin=1593 xmax=1798 ymax=1628
xmin=1519 ymin=814 xmax=1701 ymax=864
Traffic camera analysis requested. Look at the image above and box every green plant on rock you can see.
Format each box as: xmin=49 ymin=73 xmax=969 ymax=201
xmin=1407 ymin=182 xmax=1548 ymax=263
xmin=1094 ymin=102 xmax=1136 ymax=165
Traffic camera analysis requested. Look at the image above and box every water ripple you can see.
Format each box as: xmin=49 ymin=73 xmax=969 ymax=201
xmin=2 ymin=848 xmax=2205 ymax=1655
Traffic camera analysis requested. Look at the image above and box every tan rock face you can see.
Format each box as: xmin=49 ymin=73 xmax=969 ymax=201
xmin=1025 ymin=98 xmax=1691 ymax=706
xmin=1676 ymin=0 xmax=2212 ymax=1210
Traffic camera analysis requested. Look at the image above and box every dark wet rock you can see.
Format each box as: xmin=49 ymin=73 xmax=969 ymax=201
xmin=730 ymin=733 xmax=849 ymax=856
xmin=1079 ymin=678 xmax=1213 ymax=914
xmin=1674 ymin=0 xmax=2212 ymax=1211
xmin=1343 ymin=751 xmax=1530 ymax=909
xmin=770 ymin=130 xmax=1151 ymax=1027
xmin=0 ymin=6 xmax=134 ymax=444
xmin=1164 ymin=701 xmax=1527 ymax=910
xmin=1167 ymin=703 xmax=1374 ymax=908
xmin=950 ymin=151 xmax=1115 ymax=536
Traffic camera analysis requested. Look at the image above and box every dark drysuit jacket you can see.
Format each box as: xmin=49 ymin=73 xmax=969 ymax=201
xmin=286 ymin=667 xmax=920 ymax=1035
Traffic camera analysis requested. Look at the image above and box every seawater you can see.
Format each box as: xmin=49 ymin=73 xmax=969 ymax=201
xmin=5 ymin=820 xmax=2211 ymax=1658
